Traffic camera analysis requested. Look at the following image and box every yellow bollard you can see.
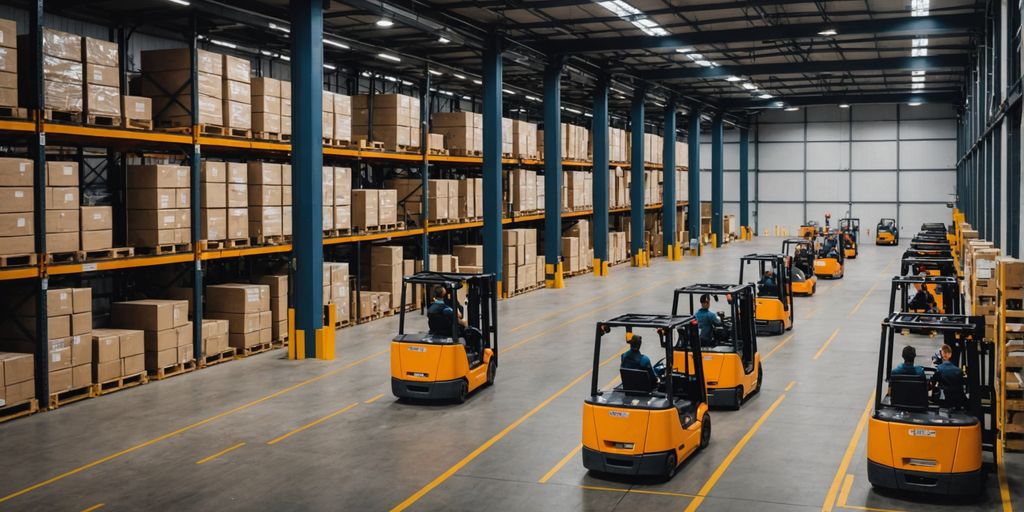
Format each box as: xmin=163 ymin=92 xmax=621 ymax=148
xmin=546 ymin=262 xmax=565 ymax=288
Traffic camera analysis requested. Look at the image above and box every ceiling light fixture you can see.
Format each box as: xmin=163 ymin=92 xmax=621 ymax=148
xmin=908 ymin=102 xmax=923 ymax=106
xmin=784 ymin=107 xmax=800 ymax=112
xmin=428 ymin=70 xmax=443 ymax=76
xmin=912 ymin=83 xmax=925 ymax=89
xmin=818 ymin=29 xmax=838 ymax=36
xmin=323 ymin=63 xmax=336 ymax=70
xmin=741 ymin=82 xmax=757 ymax=90
xmin=472 ymin=79 xmax=482 ymax=85
xmin=209 ymin=39 xmax=236 ymax=49
xmin=377 ymin=52 xmax=401 ymax=62
xmin=839 ymin=104 xmax=850 ymax=108
xmin=167 ymin=0 xmax=190 ymax=5
xmin=910 ymin=0 xmax=930 ymax=16
xmin=324 ymin=39 xmax=350 ymax=50
xmin=268 ymin=22 xmax=290 ymax=33
xmin=696 ymin=60 xmax=712 ymax=67
xmin=912 ymin=70 xmax=926 ymax=76
xmin=438 ymin=36 xmax=450 ymax=44
xmin=675 ymin=48 xmax=694 ymax=53
xmin=726 ymin=76 xmax=742 ymax=82
xmin=503 ymin=89 xmax=516 ymax=95
xmin=376 ymin=18 xmax=394 ymax=27
xmin=759 ymin=93 xmax=773 ymax=99
xmin=453 ymin=73 xmax=466 ymax=80
xmin=912 ymin=76 xmax=925 ymax=83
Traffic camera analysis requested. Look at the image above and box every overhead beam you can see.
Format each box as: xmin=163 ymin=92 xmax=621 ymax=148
xmin=546 ymin=14 xmax=980 ymax=54
xmin=639 ymin=54 xmax=968 ymax=80
xmin=722 ymin=91 xmax=960 ymax=109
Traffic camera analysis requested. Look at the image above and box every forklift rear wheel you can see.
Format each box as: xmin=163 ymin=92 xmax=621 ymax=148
xmin=486 ymin=359 xmax=497 ymax=386
xmin=663 ymin=453 xmax=678 ymax=480
xmin=753 ymin=366 xmax=763 ymax=395
xmin=733 ymin=387 xmax=743 ymax=409
xmin=456 ymin=380 xmax=468 ymax=404
xmin=699 ymin=413 xmax=711 ymax=449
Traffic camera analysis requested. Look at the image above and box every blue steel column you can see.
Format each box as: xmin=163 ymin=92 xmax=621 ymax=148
xmin=543 ymin=57 xmax=564 ymax=287
xmin=29 ymin=0 xmax=48 ymax=401
xmin=591 ymin=76 xmax=609 ymax=275
xmin=739 ymin=128 xmax=750 ymax=233
xmin=482 ymin=34 xmax=503 ymax=290
xmin=629 ymin=88 xmax=646 ymax=265
xmin=711 ymin=114 xmax=724 ymax=247
xmin=662 ymin=99 xmax=677 ymax=260
xmin=419 ymin=73 xmax=431 ymax=268
xmin=189 ymin=16 xmax=203 ymax=362
xmin=687 ymin=114 xmax=701 ymax=248
xmin=290 ymin=0 xmax=324 ymax=358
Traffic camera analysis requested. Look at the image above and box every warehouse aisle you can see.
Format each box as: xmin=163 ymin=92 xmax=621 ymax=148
xmin=0 ymin=238 xmax=1018 ymax=512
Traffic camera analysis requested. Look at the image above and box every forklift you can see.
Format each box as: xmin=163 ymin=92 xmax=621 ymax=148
xmin=876 ymin=218 xmax=899 ymax=246
xmin=814 ymin=231 xmax=846 ymax=279
xmin=867 ymin=313 xmax=996 ymax=496
xmin=799 ymin=220 xmax=821 ymax=240
xmin=391 ymin=272 xmax=498 ymax=403
xmin=782 ymin=237 xmax=817 ymax=296
xmin=839 ymin=217 xmax=860 ymax=259
xmin=672 ymin=284 xmax=762 ymax=409
xmin=740 ymin=254 xmax=794 ymax=335
xmin=582 ymin=314 xmax=710 ymax=479
xmin=889 ymin=275 xmax=963 ymax=316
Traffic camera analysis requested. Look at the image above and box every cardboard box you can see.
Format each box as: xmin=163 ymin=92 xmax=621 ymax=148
xmin=110 ymin=299 xmax=188 ymax=331
xmin=251 ymin=77 xmax=280 ymax=97
xmin=78 ymin=206 xmax=111 ymax=231
xmin=72 ymin=363 xmax=92 ymax=388
xmin=248 ymin=185 xmax=283 ymax=206
xmin=145 ymin=348 xmax=176 ymax=370
xmin=72 ymin=312 xmax=91 ymax=336
xmin=227 ymin=208 xmax=248 ymax=239
xmin=72 ymin=288 xmax=91 ymax=314
xmin=93 ymin=359 xmax=120 ymax=383
xmin=128 ymin=165 xmax=189 ymax=189
xmin=228 ymin=331 xmax=261 ymax=349
xmin=141 ymin=48 xmax=221 ymax=75
xmin=223 ymin=79 xmax=251 ymax=103
xmin=253 ymin=112 xmax=281 ymax=134
xmin=334 ymin=167 xmax=352 ymax=205
xmin=0 ymin=212 xmax=32 ymax=237
xmin=200 ymin=161 xmax=226 ymax=183
xmin=206 ymin=283 xmax=270 ymax=314
xmin=352 ymin=189 xmax=379 ymax=228
xmin=201 ymin=208 xmax=227 ymax=240
xmin=0 ymin=187 xmax=32 ymax=214
xmin=126 ymin=209 xmax=189 ymax=231
xmin=454 ymin=245 xmax=483 ymax=267
xmin=223 ymin=100 xmax=251 ymax=129
xmin=122 ymin=353 xmax=145 ymax=375
xmin=78 ymin=229 xmax=110 ymax=251
xmin=119 ymin=330 xmax=145 ymax=357
xmin=70 ymin=333 xmax=92 ymax=366
xmin=92 ymin=331 xmax=121 ymax=363
xmin=0 ymin=158 xmax=33 ymax=187
xmin=46 ymin=161 xmax=78 ymax=187
xmin=46 ymin=231 xmax=79 ymax=253
xmin=44 ymin=209 xmax=78 ymax=233
xmin=0 ymin=18 xmax=15 ymax=49
xmin=249 ymin=206 xmax=283 ymax=237
xmin=48 ymin=368 xmax=72 ymax=393
xmin=83 ymin=36 xmax=118 ymax=66
xmin=248 ymin=162 xmax=282 ymax=185
xmin=43 ymin=79 xmax=82 ymax=111
xmin=378 ymin=189 xmax=398 ymax=225
xmin=252 ymin=94 xmax=280 ymax=114
xmin=46 ymin=187 xmax=79 ymax=210
xmin=122 ymin=95 xmax=152 ymax=121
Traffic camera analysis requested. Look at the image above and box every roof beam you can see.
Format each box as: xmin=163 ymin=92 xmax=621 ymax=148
xmin=722 ymin=91 xmax=959 ymax=109
xmin=545 ymin=14 xmax=980 ymax=54
xmin=640 ymin=54 xmax=968 ymax=80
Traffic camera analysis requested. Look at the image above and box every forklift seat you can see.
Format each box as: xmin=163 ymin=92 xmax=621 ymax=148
xmin=620 ymin=368 xmax=656 ymax=395
xmin=888 ymin=374 xmax=929 ymax=411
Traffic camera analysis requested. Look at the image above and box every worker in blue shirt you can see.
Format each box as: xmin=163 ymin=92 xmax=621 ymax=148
xmin=695 ymin=294 xmax=722 ymax=345
xmin=759 ymin=269 xmax=778 ymax=297
xmin=931 ymin=344 xmax=965 ymax=408
xmin=427 ymin=286 xmax=466 ymax=338
xmin=620 ymin=332 xmax=658 ymax=384
xmin=891 ymin=345 xmax=925 ymax=377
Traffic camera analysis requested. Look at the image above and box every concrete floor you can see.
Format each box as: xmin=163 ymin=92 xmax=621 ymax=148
xmin=0 ymin=237 xmax=1019 ymax=512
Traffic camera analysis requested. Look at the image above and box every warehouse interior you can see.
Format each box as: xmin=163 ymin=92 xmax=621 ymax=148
xmin=0 ymin=0 xmax=1021 ymax=511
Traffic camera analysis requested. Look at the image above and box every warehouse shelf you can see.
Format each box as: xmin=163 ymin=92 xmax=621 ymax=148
xmin=48 ymin=253 xmax=195 ymax=275
xmin=0 ymin=267 xmax=40 ymax=281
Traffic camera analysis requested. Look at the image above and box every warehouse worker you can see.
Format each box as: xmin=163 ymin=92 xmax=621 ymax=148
xmin=427 ymin=286 xmax=467 ymax=338
xmin=908 ymin=281 xmax=938 ymax=313
xmin=931 ymin=344 xmax=965 ymax=408
xmin=891 ymin=345 xmax=925 ymax=377
xmin=696 ymin=294 xmax=722 ymax=345
xmin=758 ymin=269 xmax=778 ymax=297
xmin=620 ymin=332 xmax=658 ymax=384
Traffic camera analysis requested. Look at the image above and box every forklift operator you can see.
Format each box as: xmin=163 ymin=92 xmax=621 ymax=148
xmin=696 ymin=294 xmax=723 ymax=345
xmin=427 ymin=286 xmax=468 ymax=338
xmin=908 ymin=281 xmax=938 ymax=313
xmin=891 ymin=345 xmax=925 ymax=377
xmin=820 ymin=238 xmax=838 ymax=258
xmin=758 ymin=270 xmax=778 ymax=297
xmin=930 ymin=344 xmax=965 ymax=408
xmin=620 ymin=332 xmax=658 ymax=383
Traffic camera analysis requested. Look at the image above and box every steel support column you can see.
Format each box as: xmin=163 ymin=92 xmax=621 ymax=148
xmin=543 ymin=57 xmax=564 ymax=287
xmin=662 ymin=99 xmax=677 ymax=259
xmin=28 ymin=0 xmax=48 ymax=402
xmin=739 ymin=127 xmax=750 ymax=232
xmin=482 ymin=33 xmax=503 ymax=292
xmin=591 ymin=75 xmax=609 ymax=275
xmin=711 ymin=115 xmax=724 ymax=247
xmin=687 ymin=114 xmax=701 ymax=249
xmin=419 ymin=72 xmax=431 ymax=267
xmin=189 ymin=16 xmax=203 ymax=363
xmin=290 ymin=0 xmax=324 ymax=359
xmin=630 ymin=89 xmax=646 ymax=265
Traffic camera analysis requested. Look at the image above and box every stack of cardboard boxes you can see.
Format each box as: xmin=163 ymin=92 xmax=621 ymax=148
xmin=322 ymin=166 xmax=352 ymax=233
xmin=432 ymin=112 xmax=482 ymax=155
xmin=206 ymin=284 xmax=271 ymax=351
xmin=459 ymin=178 xmax=483 ymax=219
xmin=0 ymin=158 xmax=34 ymax=257
xmin=91 ymin=328 xmax=145 ymax=384
xmin=370 ymin=246 xmax=408 ymax=311
xmin=510 ymin=169 xmax=537 ymax=213
xmin=562 ymin=170 xmax=592 ymax=211
xmin=248 ymin=162 xmax=283 ymax=240
xmin=258 ymin=274 xmax=289 ymax=342
xmin=111 ymin=299 xmax=191 ymax=372
xmin=644 ymin=170 xmax=663 ymax=205
xmin=567 ymin=220 xmax=593 ymax=273
xmin=332 ymin=92 xmax=352 ymax=144
xmin=352 ymin=188 xmax=398 ymax=230
xmin=541 ymin=123 xmax=589 ymax=161
xmin=503 ymin=228 xmax=541 ymax=293
xmin=222 ymin=55 xmax=251 ymax=133
xmin=997 ymin=257 xmax=1024 ymax=450
xmin=0 ymin=352 xmax=34 ymax=408
xmin=324 ymin=262 xmax=350 ymax=324
xmin=454 ymin=245 xmax=483 ymax=274
xmin=609 ymin=167 xmax=628 ymax=208
xmin=227 ymin=162 xmax=249 ymax=240
xmin=82 ymin=36 xmax=120 ymax=121
xmin=46 ymin=161 xmax=80 ymax=254
xmin=608 ymin=128 xmax=628 ymax=162
xmin=0 ymin=18 xmax=16 ymax=109
xmin=32 ymin=29 xmax=83 ymax=113
xmin=252 ymin=77 xmax=282 ymax=137
xmin=512 ymin=120 xmax=538 ymax=159
xmin=608 ymin=231 xmax=628 ymax=264
xmin=354 ymin=94 xmax=420 ymax=150
xmin=80 ymin=205 xmax=113 ymax=252
xmin=126 ymin=165 xmax=191 ymax=248
xmin=282 ymin=81 xmax=292 ymax=137
xmin=122 ymin=95 xmax=152 ymax=129
xmin=643 ymin=133 xmax=665 ymax=165
xmin=141 ymin=48 xmax=223 ymax=127
xmin=200 ymin=319 xmax=230 ymax=358
xmin=200 ymin=161 xmax=227 ymax=241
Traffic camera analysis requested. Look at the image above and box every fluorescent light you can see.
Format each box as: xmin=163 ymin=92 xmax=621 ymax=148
xmin=912 ymin=83 xmax=925 ymax=89
xmin=377 ymin=52 xmax=401 ymax=62
xmin=565 ymin=107 xmax=582 ymax=115
xmin=818 ymin=29 xmax=837 ymax=36
xmin=279 ymin=55 xmax=291 ymax=62
xmin=741 ymin=82 xmax=757 ymax=90
xmin=584 ymin=112 xmax=593 ymax=118
xmin=209 ymin=39 xmax=236 ymax=49
xmin=473 ymin=79 xmax=482 ymax=85
xmin=260 ymin=50 xmax=276 ymax=57
xmin=269 ymin=22 xmax=290 ymax=33
xmin=696 ymin=60 xmax=712 ymax=67
xmin=687 ymin=53 xmax=704 ymax=60
xmin=525 ymin=95 xmax=541 ymax=102
xmin=325 ymin=39 xmax=349 ymax=50
xmin=323 ymin=63 xmax=336 ymax=70
xmin=911 ymin=37 xmax=928 ymax=57
xmin=839 ymin=104 xmax=850 ymax=108
xmin=462 ymin=95 xmax=471 ymax=100
xmin=759 ymin=93 xmax=773 ymax=99
xmin=912 ymin=70 xmax=926 ymax=76
xmin=453 ymin=73 xmax=466 ymax=80
xmin=912 ymin=38 xmax=929 ymax=47
xmin=401 ymin=80 xmax=413 ymax=86
xmin=912 ymin=76 xmax=926 ymax=83
xmin=726 ymin=76 xmax=742 ymax=82
xmin=428 ymin=70 xmax=443 ymax=76
xmin=438 ymin=36 xmax=450 ymax=44
xmin=675 ymin=48 xmax=694 ymax=53
xmin=376 ymin=18 xmax=394 ymax=27
xmin=503 ymin=89 xmax=516 ymax=95
xmin=775 ymin=101 xmax=785 ymax=107
xmin=908 ymin=102 xmax=923 ymax=106
xmin=911 ymin=0 xmax=929 ymax=16
xmin=167 ymin=0 xmax=190 ymax=5
xmin=912 ymin=48 xmax=928 ymax=57
xmin=784 ymin=107 xmax=800 ymax=112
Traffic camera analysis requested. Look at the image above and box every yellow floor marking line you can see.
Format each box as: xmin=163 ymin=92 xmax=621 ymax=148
xmin=762 ymin=333 xmax=795 ymax=361
xmin=390 ymin=348 xmax=626 ymax=512
xmin=364 ymin=393 xmax=385 ymax=404
xmin=822 ymin=391 xmax=875 ymax=512
xmin=846 ymin=282 xmax=879 ymax=318
xmin=837 ymin=474 xmax=906 ymax=512
xmin=841 ymin=504 xmax=907 ymax=512
xmin=684 ymin=387 xmax=791 ymax=511
xmin=539 ymin=444 xmax=583 ymax=484
xmin=80 ymin=504 xmax=104 ymax=512
xmin=813 ymin=328 xmax=841 ymax=360
xmin=267 ymin=402 xmax=359 ymax=445
xmin=508 ymin=289 xmax=617 ymax=333
xmin=997 ymin=444 xmax=1014 ymax=512
xmin=784 ymin=380 xmax=796 ymax=392
xmin=577 ymin=484 xmax=695 ymax=498
xmin=0 ymin=349 xmax=386 ymax=505
xmin=195 ymin=442 xmax=246 ymax=465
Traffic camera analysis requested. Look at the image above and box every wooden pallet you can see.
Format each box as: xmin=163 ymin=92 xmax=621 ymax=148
xmin=281 ymin=134 xmax=291 ymax=143
xmin=334 ymin=139 xmax=352 ymax=148
xmin=357 ymin=139 xmax=385 ymax=151
xmin=1008 ymin=438 xmax=1024 ymax=452
xmin=199 ymin=347 xmax=237 ymax=368
xmin=0 ymin=106 xmax=29 ymax=119
xmin=449 ymin=148 xmax=482 ymax=157
xmin=135 ymin=243 xmax=192 ymax=256
xmin=322 ymin=137 xmax=336 ymax=147
xmin=505 ymin=283 xmax=544 ymax=298
xmin=93 ymin=371 xmax=148 ymax=396
xmin=199 ymin=238 xmax=251 ymax=251
xmin=85 ymin=113 xmax=122 ymax=127
xmin=428 ymin=147 xmax=449 ymax=156
xmin=124 ymin=118 xmax=154 ymax=130
xmin=77 ymin=246 xmax=134 ymax=262
xmin=358 ymin=222 xmax=405 ymax=234
xmin=45 ymin=251 xmax=78 ymax=264
xmin=0 ymin=253 xmax=37 ymax=268
xmin=235 ymin=342 xmax=274 ymax=358
xmin=0 ymin=399 xmax=39 ymax=424
xmin=44 ymin=109 xmax=83 ymax=123
xmin=254 ymin=131 xmax=284 ymax=141
xmin=385 ymin=144 xmax=421 ymax=154
xmin=47 ymin=384 xmax=96 ymax=410
xmin=334 ymin=318 xmax=353 ymax=329
xmin=357 ymin=312 xmax=386 ymax=324
xmin=163 ymin=123 xmax=249 ymax=138
xmin=252 ymin=235 xmax=288 ymax=246
xmin=148 ymin=360 xmax=196 ymax=381
xmin=565 ymin=268 xmax=590 ymax=277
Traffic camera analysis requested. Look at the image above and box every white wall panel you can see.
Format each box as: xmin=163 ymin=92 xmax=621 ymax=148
xmin=806 ymin=203 xmax=853 ymax=224
xmin=806 ymin=142 xmax=850 ymax=170
xmin=724 ymin=172 xmax=740 ymax=202
xmin=759 ymin=124 xmax=805 ymax=142
xmin=851 ymin=171 xmax=898 ymax=202
xmin=851 ymin=204 xmax=898 ymax=228
xmin=758 ymin=203 xmax=805 ymax=233
xmin=760 ymin=109 xmax=804 ymax=123
xmin=699 ymin=143 xmax=710 ymax=170
xmin=851 ymin=141 xmax=898 ymax=169
xmin=899 ymin=104 xmax=957 ymax=120
xmin=807 ymin=122 xmax=846 ymax=141
xmin=806 ymin=172 xmax=850 ymax=202
xmin=900 ymin=204 xmax=951 ymax=233
xmin=758 ymin=142 xmax=805 ymax=170
xmin=807 ymin=106 xmax=850 ymax=123
xmin=852 ymin=104 xmax=897 ymax=121
xmin=853 ymin=121 xmax=898 ymax=140
xmin=758 ymin=172 xmax=804 ymax=201
xmin=899 ymin=140 xmax=956 ymax=169
xmin=899 ymin=171 xmax=955 ymax=202
xmin=700 ymin=170 xmax=711 ymax=200
xmin=724 ymin=144 xmax=740 ymax=170
xmin=899 ymin=119 xmax=956 ymax=140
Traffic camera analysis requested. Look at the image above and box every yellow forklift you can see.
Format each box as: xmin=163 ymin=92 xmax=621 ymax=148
xmin=672 ymin=284 xmax=762 ymax=409
xmin=814 ymin=232 xmax=845 ymax=279
xmin=391 ymin=272 xmax=498 ymax=403
xmin=740 ymin=254 xmax=794 ymax=335
xmin=782 ymin=238 xmax=817 ymax=296
xmin=867 ymin=313 xmax=996 ymax=496
xmin=839 ymin=217 xmax=860 ymax=259
xmin=799 ymin=220 xmax=821 ymax=240
xmin=582 ymin=314 xmax=710 ymax=479
xmin=876 ymin=218 xmax=899 ymax=245
xmin=889 ymin=275 xmax=963 ymax=316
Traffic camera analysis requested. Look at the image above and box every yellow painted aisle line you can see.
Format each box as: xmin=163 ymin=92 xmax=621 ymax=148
xmin=846 ymin=282 xmax=879 ymax=318
xmin=812 ymin=328 xmax=841 ymax=360
xmin=837 ymin=474 xmax=906 ymax=512
xmin=364 ymin=393 xmax=385 ymax=404
xmin=762 ymin=333 xmax=795 ymax=361
xmin=684 ymin=381 xmax=795 ymax=512
xmin=80 ymin=504 xmax=104 ymax=512
xmin=195 ymin=442 xmax=246 ymax=465
xmin=576 ymin=484 xmax=694 ymax=499
xmin=822 ymin=391 xmax=875 ymax=512
xmin=389 ymin=348 xmax=626 ymax=512
xmin=266 ymin=402 xmax=359 ymax=445
xmin=538 ymin=444 xmax=583 ymax=484
xmin=997 ymin=444 xmax=1014 ymax=512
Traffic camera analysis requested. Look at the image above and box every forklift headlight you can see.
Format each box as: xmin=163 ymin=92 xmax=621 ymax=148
xmin=612 ymin=442 xmax=634 ymax=450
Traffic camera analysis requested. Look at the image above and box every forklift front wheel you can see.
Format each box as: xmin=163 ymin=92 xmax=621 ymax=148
xmin=699 ymin=413 xmax=711 ymax=449
xmin=486 ymin=359 xmax=497 ymax=386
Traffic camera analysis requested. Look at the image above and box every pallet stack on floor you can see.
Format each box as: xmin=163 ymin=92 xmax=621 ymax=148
xmin=91 ymin=328 xmax=146 ymax=393
xmin=111 ymin=299 xmax=193 ymax=379
xmin=0 ymin=351 xmax=35 ymax=420
xmin=259 ymin=274 xmax=289 ymax=344
xmin=503 ymin=228 xmax=542 ymax=295
xmin=207 ymin=283 xmax=272 ymax=356
xmin=324 ymin=262 xmax=351 ymax=326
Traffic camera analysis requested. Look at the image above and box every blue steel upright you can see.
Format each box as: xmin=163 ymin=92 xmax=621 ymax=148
xmin=543 ymin=57 xmax=564 ymax=287
xmin=482 ymin=35 xmax=503 ymax=287
xmin=711 ymin=114 xmax=724 ymax=247
xmin=629 ymin=89 xmax=645 ymax=265
xmin=591 ymin=76 xmax=609 ymax=275
xmin=662 ymin=98 xmax=677 ymax=259
xmin=290 ymin=0 xmax=324 ymax=357
xmin=189 ymin=18 xmax=203 ymax=362
xmin=687 ymin=113 xmax=701 ymax=247
xmin=739 ymin=128 xmax=749 ymax=232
